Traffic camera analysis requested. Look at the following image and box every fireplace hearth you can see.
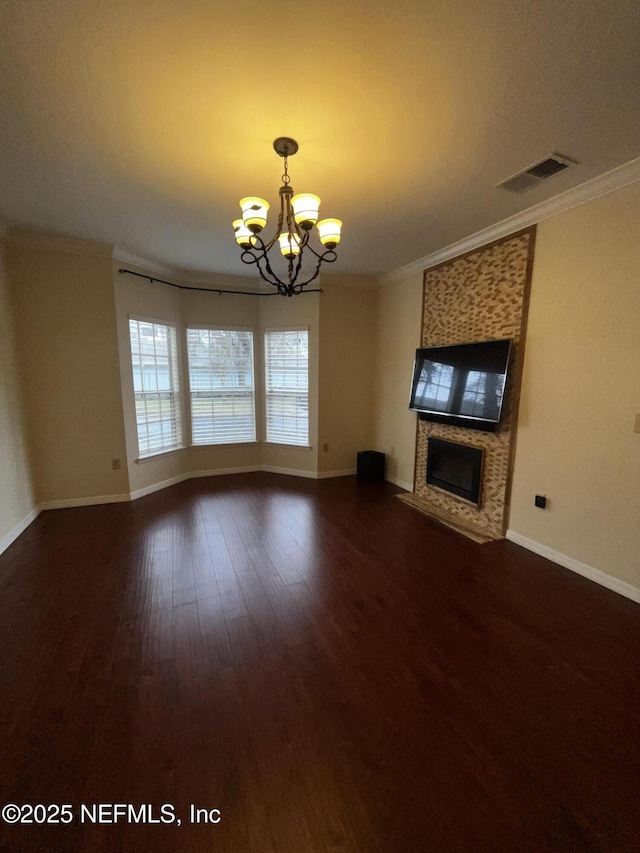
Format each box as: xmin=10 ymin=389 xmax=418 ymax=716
xmin=426 ymin=438 xmax=484 ymax=506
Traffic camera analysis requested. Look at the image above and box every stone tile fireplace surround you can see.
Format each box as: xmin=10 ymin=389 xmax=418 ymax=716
xmin=400 ymin=228 xmax=536 ymax=542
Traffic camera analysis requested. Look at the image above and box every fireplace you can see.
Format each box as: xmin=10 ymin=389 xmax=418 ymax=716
xmin=426 ymin=438 xmax=484 ymax=505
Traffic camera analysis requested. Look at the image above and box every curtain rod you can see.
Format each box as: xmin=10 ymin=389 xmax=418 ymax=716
xmin=118 ymin=268 xmax=322 ymax=297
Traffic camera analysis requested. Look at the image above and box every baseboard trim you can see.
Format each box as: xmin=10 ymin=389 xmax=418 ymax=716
xmin=0 ymin=506 xmax=40 ymax=556
xmin=506 ymin=530 xmax=640 ymax=605
xmin=39 ymin=493 xmax=131 ymax=510
xmin=386 ymin=475 xmax=413 ymax=492
xmin=129 ymin=475 xmax=189 ymax=501
xmin=189 ymin=465 xmax=260 ymax=479
xmin=260 ymin=465 xmax=317 ymax=480
xmin=9 ymin=467 xmax=361 ymax=535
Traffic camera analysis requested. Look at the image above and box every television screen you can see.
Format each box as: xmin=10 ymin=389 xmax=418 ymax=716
xmin=409 ymin=339 xmax=512 ymax=431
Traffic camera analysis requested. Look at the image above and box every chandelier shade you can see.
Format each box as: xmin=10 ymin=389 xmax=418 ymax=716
xmin=239 ymin=197 xmax=270 ymax=232
xmin=317 ymin=218 xmax=343 ymax=248
xmin=232 ymin=219 xmax=253 ymax=247
xmin=279 ymin=232 xmax=302 ymax=258
xmin=232 ymin=138 xmax=342 ymax=296
xmin=292 ymin=193 xmax=321 ymax=227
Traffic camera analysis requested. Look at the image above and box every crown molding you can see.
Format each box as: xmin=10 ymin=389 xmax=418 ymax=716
xmin=6 ymin=231 xmax=113 ymax=258
xmin=378 ymin=155 xmax=640 ymax=287
xmin=114 ymin=249 xmax=270 ymax=292
xmin=112 ymin=248 xmax=179 ymax=277
xmin=175 ymin=266 xmax=268 ymax=292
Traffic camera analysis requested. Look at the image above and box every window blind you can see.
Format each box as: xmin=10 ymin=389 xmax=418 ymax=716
xmin=264 ymin=329 xmax=309 ymax=446
xmin=129 ymin=319 xmax=182 ymax=457
xmin=186 ymin=328 xmax=256 ymax=445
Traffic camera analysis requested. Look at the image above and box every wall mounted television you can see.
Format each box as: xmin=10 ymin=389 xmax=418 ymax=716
xmin=409 ymin=338 xmax=512 ymax=432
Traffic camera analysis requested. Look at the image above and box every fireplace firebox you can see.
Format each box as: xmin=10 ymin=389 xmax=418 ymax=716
xmin=426 ymin=438 xmax=484 ymax=505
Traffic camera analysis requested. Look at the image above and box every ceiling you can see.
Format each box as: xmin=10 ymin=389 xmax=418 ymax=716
xmin=1 ymin=0 xmax=639 ymax=278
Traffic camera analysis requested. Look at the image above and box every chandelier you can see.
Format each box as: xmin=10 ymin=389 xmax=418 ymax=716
xmin=233 ymin=137 xmax=342 ymax=297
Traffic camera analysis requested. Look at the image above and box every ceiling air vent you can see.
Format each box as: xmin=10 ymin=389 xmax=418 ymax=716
xmin=497 ymin=153 xmax=577 ymax=193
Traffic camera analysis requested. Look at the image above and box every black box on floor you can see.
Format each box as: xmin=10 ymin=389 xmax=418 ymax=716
xmin=357 ymin=450 xmax=385 ymax=483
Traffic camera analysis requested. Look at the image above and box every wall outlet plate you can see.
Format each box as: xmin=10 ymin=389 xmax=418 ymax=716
xmin=111 ymin=458 xmax=121 ymax=470
xmin=535 ymin=494 xmax=547 ymax=508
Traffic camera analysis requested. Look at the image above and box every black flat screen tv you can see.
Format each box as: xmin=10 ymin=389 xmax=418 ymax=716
xmin=409 ymin=338 xmax=512 ymax=432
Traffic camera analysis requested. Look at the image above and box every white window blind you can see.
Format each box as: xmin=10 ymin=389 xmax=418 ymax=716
xmin=186 ymin=328 xmax=256 ymax=445
xmin=129 ymin=319 xmax=182 ymax=457
xmin=264 ymin=329 xmax=309 ymax=446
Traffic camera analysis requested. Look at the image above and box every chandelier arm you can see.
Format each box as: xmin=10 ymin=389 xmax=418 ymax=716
xmin=294 ymin=254 xmax=324 ymax=293
xmin=240 ymin=236 xmax=284 ymax=290
xmin=263 ymin=232 xmax=280 ymax=252
xmin=271 ymin=202 xmax=286 ymax=250
xmin=256 ymin=250 xmax=289 ymax=294
xmin=284 ymin=191 xmax=297 ymax=237
xmin=290 ymin=248 xmax=338 ymax=293
xmin=272 ymin=192 xmax=287 ymax=247
xmin=249 ymin=233 xmax=274 ymax=257
xmin=288 ymin=250 xmax=304 ymax=287
xmin=302 ymin=241 xmax=329 ymax=261
xmin=239 ymin=250 xmax=259 ymax=266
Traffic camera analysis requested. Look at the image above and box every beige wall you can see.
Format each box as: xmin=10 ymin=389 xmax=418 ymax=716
xmin=9 ymin=247 xmax=129 ymax=504
xmin=318 ymin=280 xmax=376 ymax=474
xmin=509 ymin=182 xmax=640 ymax=589
xmin=372 ymin=271 xmax=423 ymax=490
xmin=0 ymin=244 xmax=36 ymax=547
xmin=113 ymin=264 xmax=185 ymax=495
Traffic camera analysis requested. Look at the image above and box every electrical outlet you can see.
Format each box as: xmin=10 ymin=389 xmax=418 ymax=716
xmin=535 ymin=494 xmax=547 ymax=509
xmin=322 ymin=443 xmax=329 ymax=452
xmin=111 ymin=458 xmax=121 ymax=470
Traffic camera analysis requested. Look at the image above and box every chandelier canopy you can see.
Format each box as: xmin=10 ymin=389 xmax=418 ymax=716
xmin=233 ymin=137 xmax=342 ymax=297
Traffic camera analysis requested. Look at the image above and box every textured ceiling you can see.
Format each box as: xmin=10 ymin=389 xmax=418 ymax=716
xmin=1 ymin=0 xmax=639 ymax=277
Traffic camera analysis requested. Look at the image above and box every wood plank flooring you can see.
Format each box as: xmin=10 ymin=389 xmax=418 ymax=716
xmin=0 ymin=473 xmax=639 ymax=852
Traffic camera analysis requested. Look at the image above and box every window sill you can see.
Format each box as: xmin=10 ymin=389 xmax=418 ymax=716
xmin=135 ymin=446 xmax=185 ymax=464
xmin=263 ymin=442 xmax=313 ymax=451
xmin=191 ymin=441 xmax=259 ymax=449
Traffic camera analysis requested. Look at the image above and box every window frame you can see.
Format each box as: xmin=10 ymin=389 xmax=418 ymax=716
xmin=128 ymin=315 xmax=184 ymax=461
xmin=185 ymin=325 xmax=257 ymax=447
xmin=263 ymin=326 xmax=310 ymax=448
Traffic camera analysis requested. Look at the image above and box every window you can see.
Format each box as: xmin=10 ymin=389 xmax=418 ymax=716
xmin=129 ymin=318 xmax=182 ymax=457
xmin=186 ymin=328 xmax=256 ymax=445
xmin=264 ymin=329 xmax=309 ymax=446
xmin=415 ymin=361 xmax=455 ymax=411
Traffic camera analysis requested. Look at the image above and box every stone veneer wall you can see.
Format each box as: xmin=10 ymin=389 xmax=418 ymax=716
xmin=412 ymin=228 xmax=536 ymax=540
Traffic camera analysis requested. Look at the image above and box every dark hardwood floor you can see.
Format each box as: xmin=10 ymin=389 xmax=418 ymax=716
xmin=1 ymin=473 xmax=639 ymax=852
